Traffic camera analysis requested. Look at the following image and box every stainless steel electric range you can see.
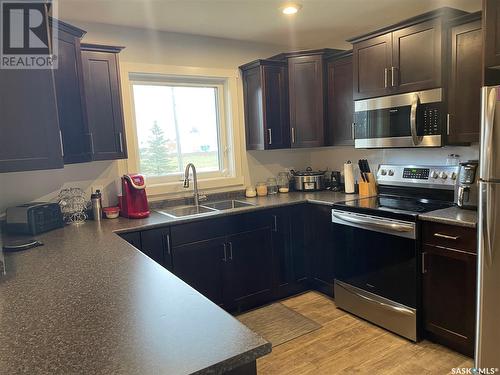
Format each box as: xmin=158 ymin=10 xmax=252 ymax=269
xmin=331 ymin=164 xmax=459 ymax=341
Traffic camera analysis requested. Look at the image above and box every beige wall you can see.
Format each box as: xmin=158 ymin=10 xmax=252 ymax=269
xmin=0 ymin=20 xmax=480 ymax=214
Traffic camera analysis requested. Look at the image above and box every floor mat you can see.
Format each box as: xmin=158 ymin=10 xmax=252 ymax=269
xmin=237 ymin=302 xmax=322 ymax=347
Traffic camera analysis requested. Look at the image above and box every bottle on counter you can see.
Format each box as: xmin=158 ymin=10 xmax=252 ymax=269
xmin=245 ymin=186 xmax=257 ymax=198
xmin=256 ymin=182 xmax=268 ymax=196
xmin=91 ymin=190 xmax=103 ymax=221
xmin=267 ymin=177 xmax=278 ymax=195
xmin=277 ymin=172 xmax=290 ymax=193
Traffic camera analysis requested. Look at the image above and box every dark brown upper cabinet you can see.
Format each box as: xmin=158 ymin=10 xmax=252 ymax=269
xmin=51 ymin=20 xmax=91 ymax=164
xmin=482 ymin=0 xmax=500 ymax=84
xmin=288 ymin=53 xmax=327 ymax=148
xmin=81 ymin=44 xmax=127 ymax=161
xmin=350 ymin=8 xmax=467 ymax=100
xmin=240 ymin=60 xmax=289 ymax=150
xmin=447 ymin=13 xmax=483 ymax=145
xmin=0 ymin=69 xmax=63 ymax=173
xmin=352 ymin=34 xmax=392 ymax=99
xmin=326 ymin=52 xmax=354 ymax=146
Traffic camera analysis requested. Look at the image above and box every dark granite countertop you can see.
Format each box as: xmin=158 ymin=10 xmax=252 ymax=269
xmin=418 ymin=206 xmax=478 ymax=228
xmin=0 ymin=191 xmax=357 ymax=374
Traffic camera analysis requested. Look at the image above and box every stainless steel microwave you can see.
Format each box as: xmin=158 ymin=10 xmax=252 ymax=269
xmin=353 ymin=88 xmax=443 ymax=149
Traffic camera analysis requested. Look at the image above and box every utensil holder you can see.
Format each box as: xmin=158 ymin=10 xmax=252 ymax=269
xmin=359 ymin=173 xmax=378 ymax=197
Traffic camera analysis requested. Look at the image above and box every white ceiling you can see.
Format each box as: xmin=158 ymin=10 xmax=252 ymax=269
xmin=59 ymin=0 xmax=481 ymax=50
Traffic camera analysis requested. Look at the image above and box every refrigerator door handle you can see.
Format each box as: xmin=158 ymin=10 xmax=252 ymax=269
xmin=483 ymin=183 xmax=497 ymax=266
xmin=481 ymin=88 xmax=498 ymax=180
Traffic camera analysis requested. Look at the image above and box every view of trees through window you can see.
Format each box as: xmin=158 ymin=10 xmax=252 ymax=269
xmin=132 ymin=84 xmax=221 ymax=177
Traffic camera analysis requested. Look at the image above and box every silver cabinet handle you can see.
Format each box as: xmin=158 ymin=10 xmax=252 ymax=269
xmin=291 ymin=127 xmax=295 ymax=143
xmin=164 ymin=233 xmax=171 ymax=255
xmin=59 ymin=130 xmax=64 ymax=157
xmin=351 ymin=122 xmax=355 ymax=140
xmin=222 ymin=243 xmax=227 ymax=262
xmin=446 ymin=113 xmax=451 ymax=135
xmin=118 ymin=132 xmax=124 ymax=153
xmin=433 ymin=233 xmax=460 ymax=240
xmin=384 ymin=68 xmax=388 ymax=88
xmin=391 ymin=66 xmax=397 ymax=87
xmin=410 ymin=93 xmax=421 ymax=146
xmin=89 ymin=133 xmax=95 ymax=155
xmin=228 ymin=242 xmax=233 ymax=260
xmin=273 ymin=215 xmax=278 ymax=232
xmin=268 ymin=128 xmax=272 ymax=145
xmin=422 ymin=252 xmax=427 ymax=274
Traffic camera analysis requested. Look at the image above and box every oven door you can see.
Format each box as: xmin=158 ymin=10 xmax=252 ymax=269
xmin=354 ymin=88 xmax=443 ymax=149
xmin=331 ymin=209 xmax=418 ymax=341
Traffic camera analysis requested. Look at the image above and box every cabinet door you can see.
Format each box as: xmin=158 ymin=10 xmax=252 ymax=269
xmin=81 ymin=47 xmax=127 ymax=160
xmin=392 ymin=20 xmax=441 ymax=93
xmin=224 ymin=228 xmax=273 ymax=311
xmin=171 ymin=237 xmax=225 ymax=305
xmin=308 ymin=205 xmax=335 ymax=296
xmin=242 ymin=66 xmax=264 ymax=150
xmin=140 ymin=227 xmax=172 ymax=269
xmin=483 ymin=0 xmax=500 ymax=72
xmin=447 ymin=19 xmax=482 ymax=144
xmin=326 ymin=54 xmax=354 ymax=146
xmin=119 ymin=231 xmax=141 ymax=249
xmin=422 ymin=245 xmax=476 ymax=357
xmin=0 ymin=69 xmax=63 ymax=173
xmin=53 ymin=28 xmax=90 ymax=164
xmin=288 ymin=55 xmax=325 ymax=148
xmin=262 ymin=64 xmax=290 ymax=149
xmin=353 ymin=34 xmax=392 ymax=100
xmin=289 ymin=205 xmax=308 ymax=284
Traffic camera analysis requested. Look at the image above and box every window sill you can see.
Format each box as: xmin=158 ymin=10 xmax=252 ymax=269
xmin=146 ymin=175 xmax=245 ymax=200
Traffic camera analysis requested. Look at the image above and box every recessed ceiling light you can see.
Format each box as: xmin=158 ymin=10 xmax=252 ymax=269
xmin=282 ymin=4 xmax=302 ymax=15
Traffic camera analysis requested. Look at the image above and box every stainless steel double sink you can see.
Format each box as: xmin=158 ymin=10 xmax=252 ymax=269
xmin=157 ymin=200 xmax=256 ymax=218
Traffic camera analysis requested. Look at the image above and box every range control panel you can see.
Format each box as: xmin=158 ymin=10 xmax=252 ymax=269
xmin=377 ymin=164 xmax=459 ymax=190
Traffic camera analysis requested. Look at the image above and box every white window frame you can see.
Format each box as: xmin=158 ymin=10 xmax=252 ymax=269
xmin=120 ymin=63 xmax=244 ymax=198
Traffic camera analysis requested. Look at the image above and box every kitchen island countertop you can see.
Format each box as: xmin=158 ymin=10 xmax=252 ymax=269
xmin=0 ymin=190 xmax=357 ymax=374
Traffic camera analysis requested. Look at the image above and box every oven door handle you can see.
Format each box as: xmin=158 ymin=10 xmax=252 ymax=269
xmin=332 ymin=211 xmax=414 ymax=234
xmin=410 ymin=93 xmax=422 ymax=146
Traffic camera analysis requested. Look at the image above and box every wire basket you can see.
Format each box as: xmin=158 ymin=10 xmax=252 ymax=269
xmin=58 ymin=188 xmax=90 ymax=224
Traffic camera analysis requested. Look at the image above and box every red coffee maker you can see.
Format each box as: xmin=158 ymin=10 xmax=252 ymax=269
xmin=120 ymin=174 xmax=150 ymax=219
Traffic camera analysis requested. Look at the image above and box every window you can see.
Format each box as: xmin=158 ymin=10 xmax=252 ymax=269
xmin=130 ymin=75 xmax=229 ymax=182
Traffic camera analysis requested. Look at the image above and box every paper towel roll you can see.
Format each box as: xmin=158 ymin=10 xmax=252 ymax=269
xmin=344 ymin=161 xmax=355 ymax=194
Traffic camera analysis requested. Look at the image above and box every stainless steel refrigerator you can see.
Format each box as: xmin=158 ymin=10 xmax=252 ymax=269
xmin=476 ymin=86 xmax=500 ymax=368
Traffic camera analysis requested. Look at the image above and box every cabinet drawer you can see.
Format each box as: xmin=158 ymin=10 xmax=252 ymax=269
xmin=422 ymin=222 xmax=476 ymax=253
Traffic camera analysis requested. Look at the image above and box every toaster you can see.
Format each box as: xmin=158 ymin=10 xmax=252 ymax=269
xmin=5 ymin=202 xmax=64 ymax=235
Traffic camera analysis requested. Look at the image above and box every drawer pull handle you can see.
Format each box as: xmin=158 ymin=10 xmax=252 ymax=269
xmin=433 ymin=233 xmax=460 ymax=240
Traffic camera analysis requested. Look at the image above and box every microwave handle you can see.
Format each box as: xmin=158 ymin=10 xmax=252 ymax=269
xmin=410 ymin=93 xmax=421 ymax=146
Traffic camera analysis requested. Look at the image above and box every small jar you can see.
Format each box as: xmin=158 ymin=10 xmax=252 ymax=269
xmin=245 ymin=186 xmax=257 ymax=198
xmin=256 ymin=182 xmax=268 ymax=196
xmin=267 ymin=177 xmax=278 ymax=195
xmin=277 ymin=172 xmax=290 ymax=193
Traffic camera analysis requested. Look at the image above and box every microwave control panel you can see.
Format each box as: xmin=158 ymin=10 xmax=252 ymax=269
xmin=422 ymin=105 xmax=441 ymax=135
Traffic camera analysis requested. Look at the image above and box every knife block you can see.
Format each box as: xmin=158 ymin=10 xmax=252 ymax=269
xmin=359 ymin=173 xmax=378 ymax=197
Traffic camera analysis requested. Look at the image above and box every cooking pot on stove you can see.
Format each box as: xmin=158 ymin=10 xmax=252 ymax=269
xmin=290 ymin=167 xmax=326 ymax=191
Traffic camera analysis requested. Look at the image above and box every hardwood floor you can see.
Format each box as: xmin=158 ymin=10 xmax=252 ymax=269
xmin=257 ymin=292 xmax=473 ymax=375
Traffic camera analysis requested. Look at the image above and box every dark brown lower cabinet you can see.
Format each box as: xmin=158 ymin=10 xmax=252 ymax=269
xmin=422 ymin=222 xmax=477 ymax=357
xmin=171 ymin=237 xmax=226 ymax=306
xmin=140 ymin=227 xmax=171 ymax=269
xmin=308 ymin=205 xmax=335 ymax=295
xmin=119 ymin=231 xmax=141 ymax=249
xmin=224 ymin=229 xmax=274 ymax=311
